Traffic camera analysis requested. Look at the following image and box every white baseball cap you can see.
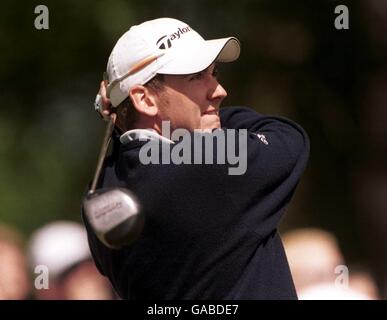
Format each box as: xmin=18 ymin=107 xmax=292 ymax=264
xmin=104 ymin=17 xmax=241 ymax=107
xmin=28 ymin=221 xmax=92 ymax=280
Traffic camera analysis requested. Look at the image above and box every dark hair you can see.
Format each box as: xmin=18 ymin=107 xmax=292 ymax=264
xmin=145 ymin=73 xmax=165 ymax=91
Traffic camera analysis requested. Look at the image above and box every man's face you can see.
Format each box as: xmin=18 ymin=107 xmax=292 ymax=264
xmin=155 ymin=63 xmax=227 ymax=132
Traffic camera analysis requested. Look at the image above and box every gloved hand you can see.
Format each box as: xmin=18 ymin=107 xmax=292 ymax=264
xmin=94 ymin=80 xmax=113 ymax=121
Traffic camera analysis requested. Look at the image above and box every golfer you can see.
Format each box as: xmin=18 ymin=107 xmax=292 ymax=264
xmin=83 ymin=17 xmax=310 ymax=299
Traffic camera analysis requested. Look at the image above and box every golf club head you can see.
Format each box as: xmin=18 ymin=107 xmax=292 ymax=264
xmin=83 ymin=188 xmax=144 ymax=249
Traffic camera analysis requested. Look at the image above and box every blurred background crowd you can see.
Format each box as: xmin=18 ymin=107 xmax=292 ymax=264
xmin=1 ymin=0 xmax=386 ymax=299
xmin=0 ymin=221 xmax=117 ymax=299
xmin=0 ymin=222 xmax=381 ymax=299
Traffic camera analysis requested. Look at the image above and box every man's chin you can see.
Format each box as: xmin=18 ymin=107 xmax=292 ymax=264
xmin=201 ymin=115 xmax=221 ymax=130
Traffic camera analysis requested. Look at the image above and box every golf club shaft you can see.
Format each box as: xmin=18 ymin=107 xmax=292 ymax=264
xmin=89 ymin=113 xmax=116 ymax=194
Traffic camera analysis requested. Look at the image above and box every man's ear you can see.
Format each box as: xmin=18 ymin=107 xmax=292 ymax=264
xmin=128 ymin=85 xmax=158 ymax=117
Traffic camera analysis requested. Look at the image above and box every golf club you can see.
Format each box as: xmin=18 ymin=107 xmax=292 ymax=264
xmin=83 ymin=114 xmax=144 ymax=249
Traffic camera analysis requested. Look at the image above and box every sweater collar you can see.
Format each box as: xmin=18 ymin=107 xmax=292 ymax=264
xmin=120 ymin=129 xmax=174 ymax=145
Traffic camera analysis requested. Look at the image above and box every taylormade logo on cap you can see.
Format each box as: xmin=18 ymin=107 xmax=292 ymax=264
xmin=156 ymin=26 xmax=191 ymax=49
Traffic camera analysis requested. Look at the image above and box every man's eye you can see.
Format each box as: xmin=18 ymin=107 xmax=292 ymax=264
xmin=212 ymin=68 xmax=219 ymax=78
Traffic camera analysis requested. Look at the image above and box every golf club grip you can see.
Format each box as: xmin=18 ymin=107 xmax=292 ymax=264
xmin=89 ymin=113 xmax=116 ymax=194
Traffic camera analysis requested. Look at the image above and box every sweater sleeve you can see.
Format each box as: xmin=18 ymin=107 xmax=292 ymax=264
xmin=215 ymin=106 xmax=310 ymax=239
xmin=220 ymin=106 xmax=309 ymax=174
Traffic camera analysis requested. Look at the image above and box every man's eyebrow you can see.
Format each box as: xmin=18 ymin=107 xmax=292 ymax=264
xmin=185 ymin=64 xmax=217 ymax=77
xmin=183 ymin=69 xmax=204 ymax=78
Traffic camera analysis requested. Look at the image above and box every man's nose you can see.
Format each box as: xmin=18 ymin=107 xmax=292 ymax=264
xmin=208 ymin=81 xmax=228 ymax=101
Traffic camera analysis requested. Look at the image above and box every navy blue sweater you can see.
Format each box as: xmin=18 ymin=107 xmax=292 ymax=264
xmin=83 ymin=106 xmax=310 ymax=299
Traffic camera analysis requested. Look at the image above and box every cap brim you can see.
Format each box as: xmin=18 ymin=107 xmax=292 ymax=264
xmin=157 ymin=37 xmax=240 ymax=75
